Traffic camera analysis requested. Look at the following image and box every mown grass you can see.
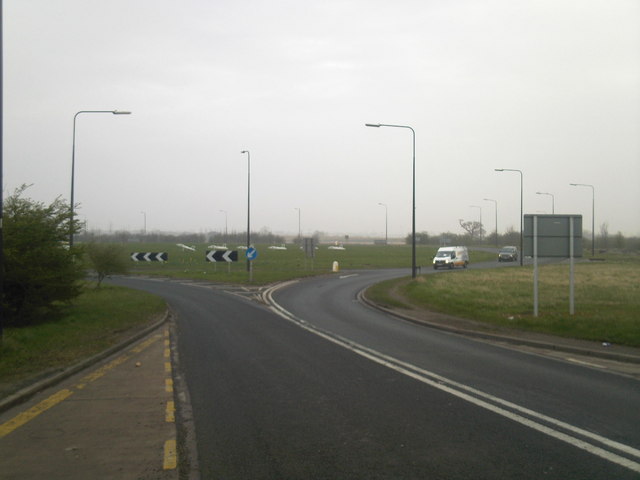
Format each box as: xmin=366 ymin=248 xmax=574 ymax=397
xmin=372 ymin=255 xmax=640 ymax=347
xmin=125 ymin=242 xmax=496 ymax=284
xmin=0 ymin=285 xmax=166 ymax=397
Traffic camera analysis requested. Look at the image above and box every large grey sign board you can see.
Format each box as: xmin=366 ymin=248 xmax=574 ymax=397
xmin=523 ymin=214 xmax=582 ymax=257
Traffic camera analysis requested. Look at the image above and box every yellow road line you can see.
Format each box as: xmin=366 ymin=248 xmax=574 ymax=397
xmin=165 ymin=378 xmax=174 ymax=393
xmin=163 ymin=439 xmax=177 ymax=470
xmin=2 ymin=333 xmax=166 ymax=439
xmin=77 ymin=353 xmax=130 ymax=387
xmin=166 ymin=401 xmax=175 ymax=422
xmin=130 ymin=334 xmax=161 ymax=354
xmin=0 ymin=389 xmax=74 ymax=438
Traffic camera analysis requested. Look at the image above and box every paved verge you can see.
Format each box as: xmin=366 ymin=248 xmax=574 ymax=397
xmin=0 ymin=322 xmax=178 ymax=480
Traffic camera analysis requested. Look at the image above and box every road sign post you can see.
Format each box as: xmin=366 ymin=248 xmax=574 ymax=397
xmin=130 ymin=252 xmax=168 ymax=262
xmin=303 ymin=237 xmax=315 ymax=270
xmin=206 ymin=250 xmax=238 ymax=262
xmin=246 ymin=247 xmax=257 ymax=282
xmin=524 ymin=214 xmax=582 ymax=316
xmin=206 ymin=250 xmax=238 ymax=273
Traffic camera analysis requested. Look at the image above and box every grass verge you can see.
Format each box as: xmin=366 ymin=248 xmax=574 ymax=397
xmin=368 ymin=256 xmax=640 ymax=347
xmin=126 ymin=242 xmax=497 ymax=284
xmin=0 ymin=285 xmax=166 ymax=398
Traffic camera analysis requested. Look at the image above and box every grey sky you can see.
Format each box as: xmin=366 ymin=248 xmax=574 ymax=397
xmin=5 ymin=0 xmax=640 ymax=238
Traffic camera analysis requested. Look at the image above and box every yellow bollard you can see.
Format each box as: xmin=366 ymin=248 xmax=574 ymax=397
xmin=332 ymin=261 xmax=339 ymax=272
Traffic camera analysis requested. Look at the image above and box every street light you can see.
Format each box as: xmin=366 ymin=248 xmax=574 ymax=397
xmin=70 ymin=110 xmax=131 ymax=247
xmin=378 ymin=202 xmax=388 ymax=245
xmin=495 ymin=168 xmax=523 ymax=266
xmin=570 ymin=183 xmax=595 ymax=257
xmin=141 ymin=211 xmax=146 ymax=235
xmin=241 ymin=150 xmax=251 ymax=272
xmin=219 ymin=209 xmax=228 ymax=243
xmin=536 ymin=191 xmax=555 ymax=214
xmin=483 ymin=198 xmax=498 ymax=247
xmin=294 ymin=207 xmax=301 ymax=240
xmin=366 ymin=123 xmax=417 ymax=277
xmin=469 ymin=205 xmax=482 ymax=243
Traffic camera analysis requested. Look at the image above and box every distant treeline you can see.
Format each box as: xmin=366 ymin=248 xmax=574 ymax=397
xmin=78 ymin=229 xmax=287 ymax=245
xmin=78 ymin=227 xmax=639 ymax=252
xmin=409 ymin=227 xmax=640 ymax=252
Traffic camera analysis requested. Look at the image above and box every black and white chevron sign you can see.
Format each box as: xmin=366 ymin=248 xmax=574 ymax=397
xmin=130 ymin=252 xmax=168 ymax=262
xmin=206 ymin=250 xmax=238 ymax=262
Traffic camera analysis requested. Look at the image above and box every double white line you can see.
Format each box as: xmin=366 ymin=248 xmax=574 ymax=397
xmin=263 ymin=282 xmax=640 ymax=474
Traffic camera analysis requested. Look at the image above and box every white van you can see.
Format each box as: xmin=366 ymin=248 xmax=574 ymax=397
xmin=433 ymin=246 xmax=469 ymax=270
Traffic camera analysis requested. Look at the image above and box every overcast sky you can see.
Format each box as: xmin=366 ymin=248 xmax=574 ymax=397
xmin=4 ymin=0 xmax=640 ymax=239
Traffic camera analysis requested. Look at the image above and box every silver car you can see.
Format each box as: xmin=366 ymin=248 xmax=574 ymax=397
xmin=498 ymin=246 xmax=518 ymax=262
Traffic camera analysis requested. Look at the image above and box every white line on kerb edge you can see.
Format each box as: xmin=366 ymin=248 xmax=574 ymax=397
xmin=263 ymin=283 xmax=640 ymax=474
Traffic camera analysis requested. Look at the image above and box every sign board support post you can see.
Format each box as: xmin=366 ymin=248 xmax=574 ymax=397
xmin=205 ymin=250 xmax=238 ymax=275
xmin=245 ymin=247 xmax=257 ymax=282
xmin=303 ymin=237 xmax=316 ymax=271
xmin=570 ymin=217 xmax=575 ymax=315
xmin=533 ymin=215 xmax=539 ymax=317
xmin=524 ymin=214 xmax=582 ymax=318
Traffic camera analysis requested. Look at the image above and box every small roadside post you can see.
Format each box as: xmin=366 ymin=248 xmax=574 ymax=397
xmin=246 ymin=247 xmax=257 ymax=282
xmin=303 ymin=237 xmax=315 ymax=270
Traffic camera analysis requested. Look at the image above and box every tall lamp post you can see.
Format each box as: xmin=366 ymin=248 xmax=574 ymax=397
xmin=294 ymin=207 xmax=301 ymax=241
xmin=241 ymin=150 xmax=251 ymax=271
xmin=483 ymin=198 xmax=498 ymax=247
xmin=141 ymin=211 xmax=146 ymax=235
xmin=536 ymin=191 xmax=555 ymax=214
xmin=570 ymin=183 xmax=595 ymax=257
xmin=1 ymin=7 xmax=4 ymax=342
xmin=70 ymin=110 xmax=131 ymax=247
xmin=378 ymin=203 xmax=388 ymax=245
xmin=469 ymin=205 xmax=482 ymax=243
xmin=495 ymin=168 xmax=523 ymax=266
xmin=219 ymin=209 xmax=228 ymax=244
xmin=366 ymin=123 xmax=417 ymax=277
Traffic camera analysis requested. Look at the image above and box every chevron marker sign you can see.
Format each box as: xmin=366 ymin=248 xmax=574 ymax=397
xmin=206 ymin=250 xmax=238 ymax=262
xmin=131 ymin=252 xmax=168 ymax=262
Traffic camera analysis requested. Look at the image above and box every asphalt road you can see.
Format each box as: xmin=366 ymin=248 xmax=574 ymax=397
xmin=112 ymin=270 xmax=640 ymax=479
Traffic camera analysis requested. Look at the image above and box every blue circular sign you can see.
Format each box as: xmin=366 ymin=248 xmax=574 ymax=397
xmin=246 ymin=247 xmax=258 ymax=260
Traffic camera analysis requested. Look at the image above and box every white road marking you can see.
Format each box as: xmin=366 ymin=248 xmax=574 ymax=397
xmin=567 ymin=357 xmax=608 ymax=369
xmin=263 ymin=283 xmax=640 ymax=474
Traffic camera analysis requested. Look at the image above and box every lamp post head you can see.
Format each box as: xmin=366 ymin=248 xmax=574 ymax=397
xmin=365 ymin=123 xmax=381 ymax=127
xmin=112 ymin=110 xmax=132 ymax=115
xmin=494 ymin=168 xmax=504 ymax=172
xmin=241 ymin=150 xmax=249 ymax=154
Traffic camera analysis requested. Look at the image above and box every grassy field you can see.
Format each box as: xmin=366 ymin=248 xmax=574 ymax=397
xmin=0 ymin=285 xmax=166 ymax=397
xmin=125 ymin=242 xmax=497 ymax=284
xmin=3 ymin=244 xmax=635 ymax=398
xmin=368 ymin=254 xmax=640 ymax=347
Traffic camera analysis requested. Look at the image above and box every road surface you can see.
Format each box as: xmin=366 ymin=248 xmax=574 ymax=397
xmin=111 ymin=270 xmax=640 ymax=479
